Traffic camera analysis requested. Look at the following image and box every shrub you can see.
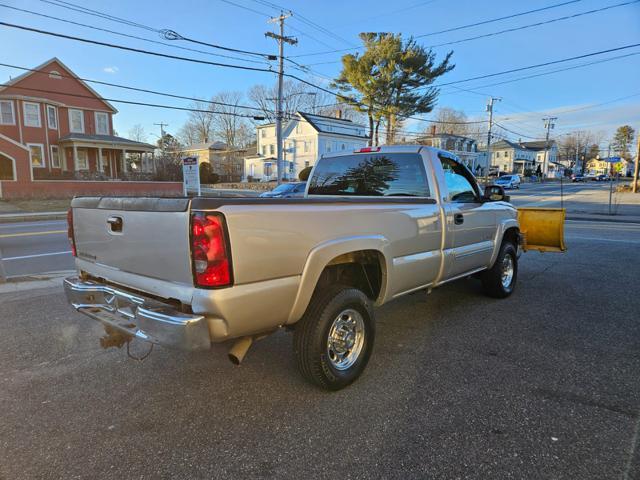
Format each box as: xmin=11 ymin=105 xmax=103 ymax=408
xmin=298 ymin=166 xmax=313 ymax=181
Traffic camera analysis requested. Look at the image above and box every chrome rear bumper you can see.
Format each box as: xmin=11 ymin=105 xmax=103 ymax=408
xmin=63 ymin=276 xmax=211 ymax=351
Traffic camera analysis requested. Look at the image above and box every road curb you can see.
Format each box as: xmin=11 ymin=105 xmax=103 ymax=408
xmin=566 ymin=215 xmax=640 ymax=224
xmin=0 ymin=270 xmax=73 ymax=293
xmin=0 ymin=211 xmax=67 ymax=224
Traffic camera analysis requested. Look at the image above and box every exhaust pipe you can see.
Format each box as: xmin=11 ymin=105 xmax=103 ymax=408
xmin=228 ymin=336 xmax=253 ymax=365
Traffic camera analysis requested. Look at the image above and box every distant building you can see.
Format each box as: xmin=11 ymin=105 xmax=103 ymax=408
xmin=417 ymin=129 xmax=481 ymax=172
xmin=180 ymin=140 xmax=250 ymax=183
xmin=245 ymin=111 xmax=368 ymax=182
xmin=0 ymin=58 xmax=180 ymax=199
xmin=481 ymin=139 xmax=559 ymax=177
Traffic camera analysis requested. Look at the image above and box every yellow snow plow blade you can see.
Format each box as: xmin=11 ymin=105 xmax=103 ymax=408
xmin=517 ymin=207 xmax=566 ymax=252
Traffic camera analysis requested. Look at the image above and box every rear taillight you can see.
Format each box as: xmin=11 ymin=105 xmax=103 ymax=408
xmin=354 ymin=147 xmax=381 ymax=153
xmin=67 ymin=208 xmax=77 ymax=257
xmin=190 ymin=212 xmax=232 ymax=288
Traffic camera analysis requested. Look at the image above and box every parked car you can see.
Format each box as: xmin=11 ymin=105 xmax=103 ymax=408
xmin=595 ymin=174 xmax=611 ymax=182
xmin=259 ymin=182 xmax=307 ymax=198
xmin=571 ymin=174 xmax=585 ymax=182
xmin=494 ymin=174 xmax=521 ymax=189
xmin=62 ymin=146 xmax=562 ymax=390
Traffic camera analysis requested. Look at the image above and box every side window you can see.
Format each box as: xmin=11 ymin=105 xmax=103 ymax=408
xmin=440 ymin=156 xmax=478 ymax=203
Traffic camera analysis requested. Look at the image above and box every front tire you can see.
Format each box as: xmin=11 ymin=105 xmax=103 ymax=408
xmin=293 ymin=285 xmax=375 ymax=390
xmin=481 ymin=242 xmax=518 ymax=298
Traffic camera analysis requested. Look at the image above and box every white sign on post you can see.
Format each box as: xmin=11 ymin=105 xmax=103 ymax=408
xmin=182 ymin=156 xmax=201 ymax=196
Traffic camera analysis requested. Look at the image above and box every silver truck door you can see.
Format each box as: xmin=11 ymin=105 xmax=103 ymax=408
xmin=438 ymin=155 xmax=496 ymax=279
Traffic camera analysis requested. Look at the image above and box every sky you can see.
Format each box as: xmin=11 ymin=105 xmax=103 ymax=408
xmin=1 ymin=0 xmax=639 ymax=148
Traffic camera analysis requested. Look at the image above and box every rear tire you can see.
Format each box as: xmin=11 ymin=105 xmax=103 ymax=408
xmin=293 ymin=285 xmax=375 ymax=390
xmin=481 ymin=242 xmax=517 ymax=298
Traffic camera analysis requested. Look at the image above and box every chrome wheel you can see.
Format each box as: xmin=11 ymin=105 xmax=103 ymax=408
xmin=501 ymin=253 xmax=514 ymax=289
xmin=326 ymin=308 xmax=365 ymax=371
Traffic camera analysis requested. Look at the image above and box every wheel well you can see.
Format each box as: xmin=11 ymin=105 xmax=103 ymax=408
xmin=316 ymin=250 xmax=384 ymax=301
xmin=503 ymin=227 xmax=520 ymax=247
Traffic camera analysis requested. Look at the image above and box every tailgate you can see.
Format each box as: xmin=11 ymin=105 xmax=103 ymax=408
xmin=71 ymin=197 xmax=194 ymax=284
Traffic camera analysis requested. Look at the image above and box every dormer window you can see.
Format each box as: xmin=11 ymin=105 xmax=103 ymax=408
xmin=49 ymin=70 xmax=62 ymax=79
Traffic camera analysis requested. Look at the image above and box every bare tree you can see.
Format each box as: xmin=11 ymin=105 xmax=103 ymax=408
xmin=431 ymin=107 xmax=471 ymax=136
xmin=559 ymin=130 xmax=605 ymax=173
xmin=248 ymin=80 xmax=327 ymax=123
xmin=179 ymin=99 xmax=214 ymax=146
xmin=128 ymin=124 xmax=147 ymax=142
xmin=210 ymin=91 xmax=251 ymax=148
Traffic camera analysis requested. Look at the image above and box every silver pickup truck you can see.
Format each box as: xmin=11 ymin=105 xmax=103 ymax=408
xmin=64 ymin=145 xmax=534 ymax=390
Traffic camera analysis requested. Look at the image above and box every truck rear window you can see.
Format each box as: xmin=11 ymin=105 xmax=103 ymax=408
xmin=307 ymin=153 xmax=430 ymax=197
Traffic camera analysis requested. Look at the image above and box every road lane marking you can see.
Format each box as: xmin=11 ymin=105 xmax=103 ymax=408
xmin=0 ymin=230 xmax=66 ymax=239
xmin=2 ymin=250 xmax=72 ymax=261
xmin=566 ymin=236 xmax=640 ymax=244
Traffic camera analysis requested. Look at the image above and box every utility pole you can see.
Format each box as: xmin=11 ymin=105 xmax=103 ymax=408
xmin=154 ymin=122 xmax=168 ymax=154
xmin=154 ymin=122 xmax=168 ymax=173
xmin=266 ymin=12 xmax=297 ymax=185
xmin=484 ymin=97 xmax=501 ymax=186
xmin=633 ymin=128 xmax=639 ymax=193
xmin=542 ymin=117 xmax=557 ymax=183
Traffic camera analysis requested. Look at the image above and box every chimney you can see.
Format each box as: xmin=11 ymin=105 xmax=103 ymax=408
xmin=430 ymin=125 xmax=436 ymax=136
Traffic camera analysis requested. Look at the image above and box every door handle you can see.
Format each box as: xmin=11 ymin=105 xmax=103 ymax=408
xmin=454 ymin=213 xmax=464 ymax=225
xmin=107 ymin=216 xmax=123 ymax=233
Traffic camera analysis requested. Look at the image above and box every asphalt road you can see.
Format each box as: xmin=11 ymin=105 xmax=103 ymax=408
xmin=1 ymin=220 xmax=639 ymax=479
xmin=507 ymin=180 xmax=638 ymax=216
xmin=0 ymin=220 xmax=73 ymax=277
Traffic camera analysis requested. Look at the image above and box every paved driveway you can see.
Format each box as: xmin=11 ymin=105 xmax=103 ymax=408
xmin=1 ymin=220 xmax=639 ymax=479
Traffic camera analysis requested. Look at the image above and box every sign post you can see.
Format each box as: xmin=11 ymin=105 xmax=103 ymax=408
xmin=182 ymin=156 xmax=201 ymax=197
xmin=605 ymin=157 xmax=621 ymax=215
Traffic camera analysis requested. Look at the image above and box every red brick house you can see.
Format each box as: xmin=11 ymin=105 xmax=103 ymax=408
xmin=0 ymin=58 xmax=181 ymax=199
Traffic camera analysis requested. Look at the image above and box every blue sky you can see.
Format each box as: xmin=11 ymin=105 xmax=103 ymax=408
xmin=1 ymin=0 xmax=639 ymax=146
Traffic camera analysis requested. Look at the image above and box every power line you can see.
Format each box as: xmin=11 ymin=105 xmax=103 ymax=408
xmin=439 ymin=51 xmax=640 ymax=97
xmin=0 ymin=22 xmax=276 ymax=74
xmin=250 ymin=0 xmax=356 ymax=47
xmin=0 ymin=83 xmax=267 ymax=119
xmin=0 ymin=3 xmax=272 ymax=65
xmin=36 ymin=0 xmax=275 ymax=59
xmin=290 ymin=0 xmax=587 ymax=58
xmin=493 ymin=122 xmax=541 ymax=140
xmin=0 ymin=62 xmax=269 ymax=113
xmin=216 ymin=0 xmax=343 ymax=69
xmin=426 ymin=0 xmax=639 ymax=49
xmin=301 ymin=0 xmax=638 ymax=64
xmin=433 ymin=43 xmax=640 ymax=87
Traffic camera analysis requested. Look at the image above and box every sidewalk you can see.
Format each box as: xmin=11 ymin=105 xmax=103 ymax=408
xmin=0 ymin=271 xmax=72 ymax=292
xmin=566 ymin=212 xmax=640 ymax=223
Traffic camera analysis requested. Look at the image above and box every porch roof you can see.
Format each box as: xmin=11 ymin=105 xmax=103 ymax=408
xmin=58 ymin=134 xmax=155 ymax=152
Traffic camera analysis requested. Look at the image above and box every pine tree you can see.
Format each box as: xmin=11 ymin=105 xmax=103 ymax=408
xmin=333 ymin=33 xmax=453 ymax=146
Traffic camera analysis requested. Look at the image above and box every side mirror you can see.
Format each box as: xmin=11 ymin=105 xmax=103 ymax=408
xmin=483 ymin=185 xmax=510 ymax=202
